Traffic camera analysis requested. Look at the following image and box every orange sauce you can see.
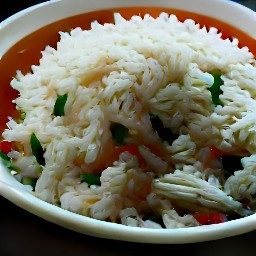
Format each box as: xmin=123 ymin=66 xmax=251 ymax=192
xmin=0 ymin=6 xmax=255 ymax=134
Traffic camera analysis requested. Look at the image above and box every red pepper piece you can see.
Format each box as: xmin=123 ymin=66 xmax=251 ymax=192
xmin=193 ymin=212 xmax=227 ymax=225
xmin=115 ymin=145 xmax=143 ymax=160
xmin=210 ymin=147 xmax=224 ymax=158
xmin=0 ymin=141 xmax=12 ymax=155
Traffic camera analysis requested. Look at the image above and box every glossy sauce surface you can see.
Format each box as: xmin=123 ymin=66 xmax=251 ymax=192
xmin=0 ymin=7 xmax=255 ymax=134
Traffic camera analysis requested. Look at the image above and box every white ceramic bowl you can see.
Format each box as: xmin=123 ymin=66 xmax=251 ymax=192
xmin=1 ymin=0 xmax=256 ymax=244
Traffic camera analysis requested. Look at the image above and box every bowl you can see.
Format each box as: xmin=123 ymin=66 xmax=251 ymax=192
xmin=1 ymin=0 xmax=256 ymax=244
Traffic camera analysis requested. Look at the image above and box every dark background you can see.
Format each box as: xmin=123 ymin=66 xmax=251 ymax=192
xmin=1 ymin=1 xmax=256 ymax=255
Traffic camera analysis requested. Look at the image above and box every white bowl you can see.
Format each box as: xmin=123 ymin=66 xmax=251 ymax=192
xmin=1 ymin=0 xmax=256 ymax=244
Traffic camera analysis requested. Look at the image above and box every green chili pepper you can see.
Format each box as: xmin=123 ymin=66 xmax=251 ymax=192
xmin=80 ymin=173 xmax=101 ymax=186
xmin=209 ymin=73 xmax=223 ymax=107
xmin=53 ymin=94 xmax=68 ymax=116
xmin=110 ymin=123 xmax=129 ymax=145
xmin=30 ymin=133 xmax=45 ymax=166
xmin=0 ymin=151 xmax=11 ymax=168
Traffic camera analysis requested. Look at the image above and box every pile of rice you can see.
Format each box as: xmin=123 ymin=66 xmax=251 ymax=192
xmin=3 ymin=12 xmax=256 ymax=228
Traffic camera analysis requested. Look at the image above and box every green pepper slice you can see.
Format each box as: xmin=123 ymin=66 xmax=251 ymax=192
xmin=110 ymin=123 xmax=129 ymax=145
xmin=22 ymin=176 xmax=37 ymax=190
xmin=30 ymin=133 xmax=45 ymax=166
xmin=0 ymin=151 xmax=11 ymax=168
xmin=80 ymin=173 xmax=101 ymax=186
xmin=53 ymin=94 xmax=68 ymax=117
xmin=209 ymin=73 xmax=223 ymax=107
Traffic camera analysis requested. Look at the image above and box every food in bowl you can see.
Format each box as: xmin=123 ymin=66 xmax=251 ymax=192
xmin=1 ymin=8 xmax=256 ymax=229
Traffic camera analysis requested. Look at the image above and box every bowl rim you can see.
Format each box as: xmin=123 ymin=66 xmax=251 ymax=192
xmin=1 ymin=0 xmax=256 ymax=244
xmin=1 ymin=161 xmax=256 ymax=244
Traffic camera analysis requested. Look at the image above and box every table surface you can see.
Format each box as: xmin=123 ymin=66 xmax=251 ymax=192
xmin=1 ymin=1 xmax=256 ymax=255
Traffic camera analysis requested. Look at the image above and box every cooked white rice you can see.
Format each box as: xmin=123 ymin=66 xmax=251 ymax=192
xmin=3 ymin=12 xmax=256 ymax=228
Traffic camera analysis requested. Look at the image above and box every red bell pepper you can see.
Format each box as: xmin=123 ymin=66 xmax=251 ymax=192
xmin=193 ymin=212 xmax=227 ymax=225
xmin=0 ymin=141 xmax=12 ymax=155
